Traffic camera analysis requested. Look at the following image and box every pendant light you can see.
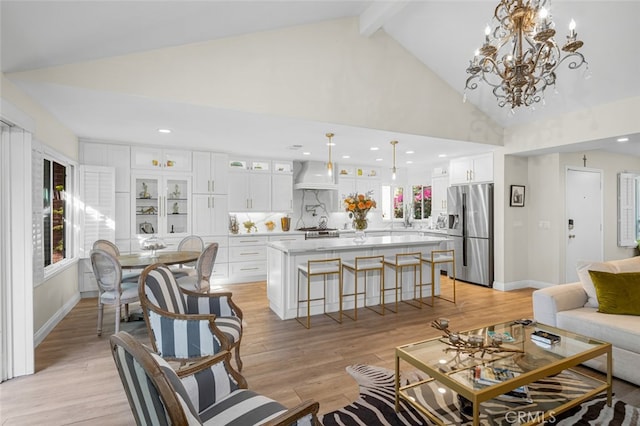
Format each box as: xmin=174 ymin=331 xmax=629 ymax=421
xmin=390 ymin=140 xmax=398 ymax=180
xmin=326 ymin=132 xmax=334 ymax=177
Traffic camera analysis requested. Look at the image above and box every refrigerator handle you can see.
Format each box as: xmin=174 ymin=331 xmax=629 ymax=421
xmin=462 ymin=193 xmax=467 ymax=266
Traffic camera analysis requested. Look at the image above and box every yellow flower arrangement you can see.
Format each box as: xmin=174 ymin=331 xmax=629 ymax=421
xmin=344 ymin=192 xmax=376 ymax=230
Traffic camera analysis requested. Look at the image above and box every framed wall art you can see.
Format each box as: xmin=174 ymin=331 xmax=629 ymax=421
xmin=510 ymin=185 xmax=525 ymax=207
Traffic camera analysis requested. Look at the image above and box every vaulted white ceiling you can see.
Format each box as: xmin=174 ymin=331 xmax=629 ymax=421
xmin=2 ymin=1 xmax=639 ymax=167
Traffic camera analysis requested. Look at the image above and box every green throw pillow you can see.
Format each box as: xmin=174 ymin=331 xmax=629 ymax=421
xmin=588 ymin=270 xmax=640 ymax=316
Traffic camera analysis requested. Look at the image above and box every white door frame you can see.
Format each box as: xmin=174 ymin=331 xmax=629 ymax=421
xmin=1 ymin=125 xmax=35 ymax=381
xmin=565 ymin=166 xmax=604 ymax=282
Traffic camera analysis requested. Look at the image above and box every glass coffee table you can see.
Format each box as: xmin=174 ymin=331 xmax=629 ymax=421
xmin=395 ymin=320 xmax=612 ymax=426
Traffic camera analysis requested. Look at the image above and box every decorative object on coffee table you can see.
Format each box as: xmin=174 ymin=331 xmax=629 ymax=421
xmin=431 ymin=318 xmax=524 ymax=357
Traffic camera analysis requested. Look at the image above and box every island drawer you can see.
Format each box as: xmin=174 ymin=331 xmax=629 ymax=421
xmin=229 ymin=245 xmax=267 ymax=261
xmin=229 ymin=236 xmax=268 ymax=246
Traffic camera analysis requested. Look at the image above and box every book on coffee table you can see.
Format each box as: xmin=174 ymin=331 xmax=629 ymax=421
xmin=471 ymin=366 xmax=532 ymax=403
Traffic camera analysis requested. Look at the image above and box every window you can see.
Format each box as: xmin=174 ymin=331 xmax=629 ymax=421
xmin=412 ymin=185 xmax=432 ymax=220
xmin=381 ymin=185 xmax=405 ymax=220
xmin=33 ymin=144 xmax=77 ymax=283
xmin=43 ymin=159 xmax=68 ymax=266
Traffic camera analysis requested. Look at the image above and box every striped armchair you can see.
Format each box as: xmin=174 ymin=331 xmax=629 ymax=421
xmin=139 ymin=263 xmax=244 ymax=370
xmin=110 ymin=331 xmax=320 ymax=426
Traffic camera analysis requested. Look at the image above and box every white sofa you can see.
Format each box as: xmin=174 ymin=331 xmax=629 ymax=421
xmin=532 ymin=257 xmax=640 ymax=386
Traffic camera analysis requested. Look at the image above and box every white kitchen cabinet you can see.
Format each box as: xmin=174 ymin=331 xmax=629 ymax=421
xmin=335 ymin=166 xmax=380 ymax=211
xmin=449 ymin=153 xmax=493 ymax=185
xmin=199 ymin=236 xmax=229 ymax=281
xmin=431 ymin=175 xmax=448 ymax=217
xmin=131 ymin=146 xmax=192 ymax=172
xmin=228 ymin=235 xmax=268 ymax=280
xmin=80 ymin=142 xmax=131 ymax=192
xmin=271 ymin=173 xmax=293 ymax=211
xmin=192 ymin=194 xmax=229 ymax=236
xmin=336 ymin=176 xmax=356 ymax=210
xmin=192 ymin=152 xmax=228 ymax=194
xmin=228 ymin=171 xmax=271 ymax=211
xmin=132 ymin=174 xmax=191 ymax=239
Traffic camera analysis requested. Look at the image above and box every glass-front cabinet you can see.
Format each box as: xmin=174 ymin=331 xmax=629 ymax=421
xmin=132 ymin=174 xmax=191 ymax=242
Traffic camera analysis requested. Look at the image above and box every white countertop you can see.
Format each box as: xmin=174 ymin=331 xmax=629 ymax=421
xmin=229 ymin=227 xmax=449 ymax=237
xmin=229 ymin=230 xmax=306 ymax=237
xmin=267 ymin=234 xmax=449 ymax=254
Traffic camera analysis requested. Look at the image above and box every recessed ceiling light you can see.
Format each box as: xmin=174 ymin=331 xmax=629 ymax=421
xmin=438 ymin=154 xmax=447 ymax=158
xmin=406 ymin=160 xmax=413 ymax=164
xmin=617 ymin=137 xmax=629 ymax=143
xmin=406 ymin=150 xmax=415 ymax=154
xmin=375 ymin=158 xmax=383 ymax=161
xmin=303 ymin=152 xmax=311 ymax=156
xmin=158 ymin=128 xmax=171 ymax=134
xmin=370 ymin=147 xmax=379 ymax=151
xmin=342 ymin=155 xmax=350 ymax=159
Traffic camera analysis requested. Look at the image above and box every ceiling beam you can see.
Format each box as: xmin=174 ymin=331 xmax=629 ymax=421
xmin=359 ymin=0 xmax=410 ymax=37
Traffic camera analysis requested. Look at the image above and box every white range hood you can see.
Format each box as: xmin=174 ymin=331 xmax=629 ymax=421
xmin=294 ymin=161 xmax=338 ymax=190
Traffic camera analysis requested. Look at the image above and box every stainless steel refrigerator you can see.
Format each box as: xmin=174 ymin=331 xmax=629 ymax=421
xmin=447 ymin=183 xmax=494 ymax=287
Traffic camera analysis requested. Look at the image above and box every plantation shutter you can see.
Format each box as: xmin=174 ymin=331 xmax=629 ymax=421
xmin=618 ymin=172 xmax=637 ymax=247
xmin=79 ymin=165 xmax=116 ymax=258
xmin=32 ymin=142 xmax=44 ymax=286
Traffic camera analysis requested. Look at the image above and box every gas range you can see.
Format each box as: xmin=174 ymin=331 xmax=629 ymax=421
xmin=296 ymin=227 xmax=340 ymax=239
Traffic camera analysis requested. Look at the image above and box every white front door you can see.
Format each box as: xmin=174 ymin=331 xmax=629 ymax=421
xmin=565 ymin=167 xmax=603 ymax=282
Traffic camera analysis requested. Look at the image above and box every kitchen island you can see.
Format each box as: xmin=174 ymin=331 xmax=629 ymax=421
xmin=267 ymin=235 xmax=450 ymax=320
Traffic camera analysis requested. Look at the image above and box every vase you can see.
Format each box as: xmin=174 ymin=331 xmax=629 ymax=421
xmin=353 ymin=218 xmax=368 ymax=231
xmin=354 ymin=230 xmax=366 ymax=243
xmin=353 ymin=218 xmax=368 ymax=243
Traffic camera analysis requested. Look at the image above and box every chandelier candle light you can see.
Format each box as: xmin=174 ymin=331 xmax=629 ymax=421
xmin=464 ymin=0 xmax=587 ymax=109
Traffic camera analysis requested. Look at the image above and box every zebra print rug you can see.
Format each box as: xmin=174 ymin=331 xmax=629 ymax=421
xmin=319 ymin=364 xmax=640 ymax=425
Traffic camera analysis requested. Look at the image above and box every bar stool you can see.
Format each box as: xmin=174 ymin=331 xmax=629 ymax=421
xmin=378 ymin=252 xmax=422 ymax=314
xmin=296 ymin=258 xmax=342 ymax=329
xmin=421 ymin=249 xmax=456 ymax=304
xmin=341 ymin=255 xmax=384 ymax=321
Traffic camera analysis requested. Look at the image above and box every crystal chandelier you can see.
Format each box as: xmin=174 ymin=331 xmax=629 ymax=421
xmin=464 ymin=0 xmax=587 ymax=109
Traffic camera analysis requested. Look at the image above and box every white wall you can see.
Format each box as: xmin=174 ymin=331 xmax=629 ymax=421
xmin=9 ymin=18 xmax=503 ymax=147
xmin=503 ymin=150 xmax=640 ymax=288
xmin=1 ymin=73 xmax=79 ymax=338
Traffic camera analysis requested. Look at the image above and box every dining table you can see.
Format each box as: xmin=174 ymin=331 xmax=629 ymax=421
xmin=117 ymin=250 xmax=201 ymax=269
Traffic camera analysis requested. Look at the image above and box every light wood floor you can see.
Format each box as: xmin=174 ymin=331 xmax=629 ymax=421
xmin=1 ymin=280 xmax=638 ymax=425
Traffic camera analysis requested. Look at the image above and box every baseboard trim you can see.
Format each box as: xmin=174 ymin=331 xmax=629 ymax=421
xmin=34 ymin=292 xmax=81 ymax=347
xmin=492 ymin=280 xmax=553 ymax=291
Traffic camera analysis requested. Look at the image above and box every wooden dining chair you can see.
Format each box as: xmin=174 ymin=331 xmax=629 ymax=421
xmin=92 ymin=239 xmax=140 ymax=283
xmin=90 ymin=248 xmax=139 ymax=336
xmin=176 ymin=242 xmax=218 ymax=292
xmin=171 ymin=235 xmax=205 ymax=279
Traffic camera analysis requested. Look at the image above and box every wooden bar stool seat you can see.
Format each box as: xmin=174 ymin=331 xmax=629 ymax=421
xmin=296 ymin=258 xmax=342 ymax=329
xmin=421 ymin=249 xmax=456 ymax=304
xmin=341 ymin=255 xmax=384 ymax=321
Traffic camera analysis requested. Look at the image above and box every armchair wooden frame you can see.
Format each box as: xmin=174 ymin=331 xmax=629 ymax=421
xmin=110 ymin=331 xmax=320 ymax=426
xmin=139 ymin=263 xmax=244 ymax=370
